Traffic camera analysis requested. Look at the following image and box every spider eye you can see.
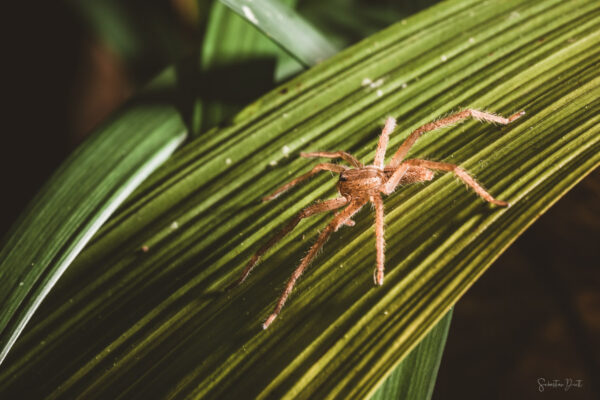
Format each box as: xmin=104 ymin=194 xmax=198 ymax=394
xmin=339 ymin=175 xmax=348 ymax=182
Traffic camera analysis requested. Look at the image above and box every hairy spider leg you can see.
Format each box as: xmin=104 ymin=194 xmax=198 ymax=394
xmin=402 ymin=159 xmax=509 ymax=206
xmin=228 ymin=197 xmax=349 ymax=290
xmin=382 ymin=164 xmax=411 ymax=195
xmin=263 ymin=199 xmax=367 ymax=329
xmin=374 ymin=117 xmax=397 ymax=169
xmin=389 ymin=109 xmax=526 ymax=168
xmin=300 ymin=151 xmax=363 ymax=168
xmin=372 ymin=194 xmax=385 ymax=285
xmin=262 ymin=163 xmax=347 ymax=202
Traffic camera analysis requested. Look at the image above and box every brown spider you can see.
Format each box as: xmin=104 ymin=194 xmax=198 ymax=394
xmin=232 ymin=108 xmax=525 ymax=329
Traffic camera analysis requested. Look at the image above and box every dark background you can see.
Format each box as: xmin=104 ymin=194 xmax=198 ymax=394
xmin=2 ymin=1 xmax=598 ymax=399
xmin=434 ymin=172 xmax=599 ymax=399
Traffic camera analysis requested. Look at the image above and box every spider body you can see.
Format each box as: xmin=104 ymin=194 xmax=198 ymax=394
xmin=231 ymin=108 xmax=525 ymax=329
xmin=338 ymin=167 xmax=384 ymax=197
xmin=337 ymin=166 xmax=434 ymax=198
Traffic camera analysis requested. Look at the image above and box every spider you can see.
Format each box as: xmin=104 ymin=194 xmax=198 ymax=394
xmin=231 ymin=108 xmax=525 ymax=329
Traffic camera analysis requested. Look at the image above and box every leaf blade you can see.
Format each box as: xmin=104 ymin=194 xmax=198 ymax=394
xmin=0 ymin=83 xmax=187 ymax=364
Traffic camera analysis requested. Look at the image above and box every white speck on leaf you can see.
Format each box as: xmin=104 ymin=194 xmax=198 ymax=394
xmin=441 ymin=55 xmax=448 ymax=62
xmin=362 ymin=77 xmax=384 ymax=89
xmin=401 ymin=82 xmax=408 ymax=89
xmin=376 ymin=89 xmax=383 ymax=97
xmin=371 ymin=78 xmax=384 ymax=88
xmin=170 ymin=221 xmax=179 ymax=230
xmin=225 ymin=158 xmax=232 ymax=165
xmin=269 ymin=160 xmax=278 ymax=166
xmin=282 ymin=145 xmax=291 ymax=155
xmin=242 ymin=5 xmax=259 ymax=24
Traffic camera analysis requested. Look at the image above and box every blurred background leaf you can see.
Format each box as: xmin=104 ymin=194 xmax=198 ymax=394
xmin=299 ymin=0 xmax=437 ymax=48
xmin=219 ymin=0 xmax=340 ymax=66
xmin=67 ymin=0 xmax=202 ymax=84
xmin=196 ymin=0 xmax=305 ymax=132
xmin=371 ymin=309 xmax=453 ymax=399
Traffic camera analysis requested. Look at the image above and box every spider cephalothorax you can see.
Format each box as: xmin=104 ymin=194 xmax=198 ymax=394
xmin=230 ymin=108 xmax=525 ymax=329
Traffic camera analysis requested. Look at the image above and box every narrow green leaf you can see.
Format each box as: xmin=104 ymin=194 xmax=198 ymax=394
xmin=202 ymin=0 xmax=302 ymax=78
xmin=219 ymin=0 xmax=340 ymax=66
xmin=196 ymin=0 xmax=304 ymax=133
xmin=1 ymin=0 xmax=598 ymax=398
xmin=370 ymin=309 xmax=453 ymax=400
xmin=0 ymin=69 xmax=188 ymax=365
